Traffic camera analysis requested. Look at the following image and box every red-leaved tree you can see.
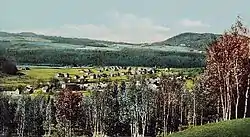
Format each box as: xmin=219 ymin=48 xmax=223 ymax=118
xmin=205 ymin=16 xmax=250 ymax=120
xmin=56 ymin=89 xmax=83 ymax=136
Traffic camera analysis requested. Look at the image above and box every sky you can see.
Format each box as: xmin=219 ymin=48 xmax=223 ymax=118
xmin=0 ymin=0 xmax=250 ymax=43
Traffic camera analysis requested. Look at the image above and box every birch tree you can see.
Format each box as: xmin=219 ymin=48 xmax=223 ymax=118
xmin=205 ymin=16 xmax=250 ymax=120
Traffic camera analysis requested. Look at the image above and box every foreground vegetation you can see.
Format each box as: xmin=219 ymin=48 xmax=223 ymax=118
xmin=0 ymin=75 xmax=209 ymax=137
xmin=168 ymin=118 xmax=250 ymax=137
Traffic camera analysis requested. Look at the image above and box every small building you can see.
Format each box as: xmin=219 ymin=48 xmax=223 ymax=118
xmin=55 ymin=73 xmax=64 ymax=78
xmin=120 ymin=72 xmax=125 ymax=76
xmin=42 ymin=86 xmax=50 ymax=93
xmin=80 ymin=75 xmax=87 ymax=79
xmin=74 ymin=75 xmax=80 ymax=80
xmin=89 ymin=75 xmax=94 ymax=79
xmin=79 ymin=70 xmax=84 ymax=73
xmin=23 ymin=85 xmax=34 ymax=94
xmin=78 ymin=78 xmax=86 ymax=83
xmin=61 ymin=83 xmax=80 ymax=91
xmin=85 ymin=72 xmax=90 ymax=76
xmin=64 ymin=73 xmax=69 ymax=78
xmin=67 ymin=79 xmax=71 ymax=83
xmin=2 ymin=90 xmax=20 ymax=96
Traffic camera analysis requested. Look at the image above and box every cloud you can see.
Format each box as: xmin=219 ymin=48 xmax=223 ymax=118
xmin=180 ymin=19 xmax=210 ymax=28
xmin=6 ymin=12 xmax=171 ymax=43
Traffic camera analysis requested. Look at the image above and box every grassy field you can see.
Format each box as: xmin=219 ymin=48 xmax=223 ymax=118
xmin=0 ymin=67 xmax=131 ymax=90
xmin=0 ymin=67 xmax=83 ymax=90
xmin=167 ymin=118 xmax=250 ymax=137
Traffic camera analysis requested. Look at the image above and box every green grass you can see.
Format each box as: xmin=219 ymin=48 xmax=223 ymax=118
xmin=0 ymin=67 xmax=131 ymax=90
xmin=22 ymin=68 xmax=83 ymax=80
xmin=168 ymin=118 xmax=250 ymax=137
xmin=0 ymin=67 xmax=85 ymax=90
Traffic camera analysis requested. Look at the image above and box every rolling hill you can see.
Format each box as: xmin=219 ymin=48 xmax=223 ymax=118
xmin=0 ymin=31 xmax=219 ymax=51
xmin=151 ymin=32 xmax=221 ymax=51
xmin=0 ymin=31 xmax=218 ymax=67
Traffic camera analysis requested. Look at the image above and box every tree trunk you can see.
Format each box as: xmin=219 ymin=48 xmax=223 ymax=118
xmin=220 ymin=89 xmax=226 ymax=120
xmin=166 ymin=93 xmax=171 ymax=134
xmin=180 ymin=94 xmax=183 ymax=124
xmin=244 ymin=77 xmax=250 ymax=118
xmin=201 ymin=109 xmax=203 ymax=125
xmin=226 ymin=74 xmax=230 ymax=120
xmin=217 ymin=96 xmax=220 ymax=122
xmin=193 ymin=93 xmax=196 ymax=126
xmin=163 ymin=100 xmax=166 ymax=137
xmin=234 ymin=59 xmax=240 ymax=119
xmin=142 ymin=115 xmax=146 ymax=137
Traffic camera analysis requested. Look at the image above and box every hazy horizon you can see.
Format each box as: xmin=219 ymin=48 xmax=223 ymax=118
xmin=1 ymin=0 xmax=250 ymax=43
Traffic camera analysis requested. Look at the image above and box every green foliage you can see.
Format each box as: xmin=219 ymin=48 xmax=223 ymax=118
xmin=0 ymin=48 xmax=205 ymax=68
xmin=167 ymin=118 xmax=250 ymax=137
xmin=185 ymin=79 xmax=194 ymax=92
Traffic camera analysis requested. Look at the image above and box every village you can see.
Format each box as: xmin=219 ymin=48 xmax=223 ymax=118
xmin=2 ymin=66 xmax=176 ymax=96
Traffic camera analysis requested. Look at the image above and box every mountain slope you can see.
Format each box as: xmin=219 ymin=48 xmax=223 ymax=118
xmin=0 ymin=31 xmax=208 ymax=53
xmin=151 ymin=32 xmax=221 ymax=50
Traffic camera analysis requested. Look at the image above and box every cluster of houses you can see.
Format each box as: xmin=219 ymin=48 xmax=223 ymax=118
xmin=54 ymin=66 xmax=159 ymax=92
xmin=2 ymin=66 xmax=161 ymax=96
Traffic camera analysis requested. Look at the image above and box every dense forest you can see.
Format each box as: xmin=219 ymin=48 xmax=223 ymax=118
xmin=0 ymin=48 xmax=205 ymax=68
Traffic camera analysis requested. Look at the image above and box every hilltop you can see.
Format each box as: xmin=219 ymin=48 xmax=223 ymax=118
xmin=151 ymin=32 xmax=221 ymax=50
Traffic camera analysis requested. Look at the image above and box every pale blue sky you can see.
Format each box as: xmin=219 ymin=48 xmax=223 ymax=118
xmin=1 ymin=0 xmax=249 ymax=43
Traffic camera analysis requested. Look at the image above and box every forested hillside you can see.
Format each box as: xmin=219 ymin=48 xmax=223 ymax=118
xmin=0 ymin=31 xmax=214 ymax=67
xmin=151 ymin=32 xmax=220 ymax=50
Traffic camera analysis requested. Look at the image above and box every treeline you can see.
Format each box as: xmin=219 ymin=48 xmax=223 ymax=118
xmin=0 ymin=75 xmax=221 ymax=137
xmin=0 ymin=48 xmax=205 ymax=68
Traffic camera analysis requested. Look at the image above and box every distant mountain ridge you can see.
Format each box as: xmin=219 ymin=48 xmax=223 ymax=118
xmin=0 ymin=31 xmax=210 ymax=67
xmin=0 ymin=31 xmax=221 ymax=50
xmin=0 ymin=31 xmax=140 ymax=46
